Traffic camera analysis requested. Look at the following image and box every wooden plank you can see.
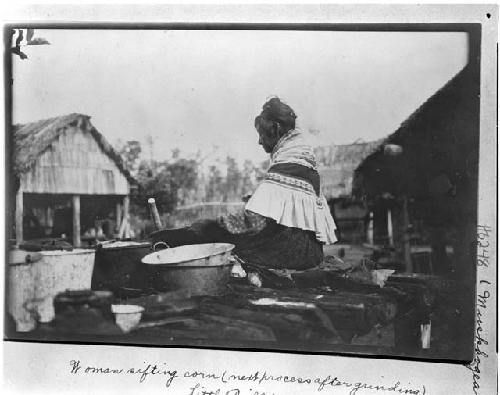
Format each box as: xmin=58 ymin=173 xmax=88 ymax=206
xmin=201 ymin=303 xmax=329 ymax=343
xmin=199 ymin=313 xmax=277 ymax=341
xmin=72 ymin=195 xmax=81 ymax=247
xmin=15 ymin=185 xmax=23 ymax=244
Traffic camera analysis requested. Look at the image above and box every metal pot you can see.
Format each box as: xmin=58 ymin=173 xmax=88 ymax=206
xmin=142 ymin=243 xmax=235 ymax=296
xmin=91 ymin=241 xmax=156 ymax=293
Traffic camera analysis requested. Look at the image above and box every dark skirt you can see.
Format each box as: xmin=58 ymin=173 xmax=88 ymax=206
xmin=150 ymin=220 xmax=323 ymax=270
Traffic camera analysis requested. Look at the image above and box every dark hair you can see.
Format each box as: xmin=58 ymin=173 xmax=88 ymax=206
xmin=255 ymin=97 xmax=297 ymax=137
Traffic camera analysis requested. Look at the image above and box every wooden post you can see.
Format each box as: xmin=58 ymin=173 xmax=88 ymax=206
xmin=15 ymin=186 xmax=23 ymax=244
xmin=115 ymin=202 xmax=122 ymax=234
xmin=367 ymin=211 xmax=374 ymax=245
xmin=122 ymin=195 xmax=130 ymax=238
xmin=123 ymin=196 xmax=130 ymax=220
xmin=402 ymin=196 xmax=413 ymax=272
xmin=387 ymin=207 xmax=394 ymax=246
xmin=46 ymin=206 xmax=53 ymax=228
xmin=72 ymin=195 xmax=81 ymax=247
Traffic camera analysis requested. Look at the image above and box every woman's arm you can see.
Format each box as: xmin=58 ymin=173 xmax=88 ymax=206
xmin=218 ymin=210 xmax=268 ymax=235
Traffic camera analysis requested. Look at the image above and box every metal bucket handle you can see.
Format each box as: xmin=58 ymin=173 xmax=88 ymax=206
xmin=152 ymin=241 xmax=170 ymax=251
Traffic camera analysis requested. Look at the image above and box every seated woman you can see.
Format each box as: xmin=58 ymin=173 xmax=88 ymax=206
xmin=154 ymin=97 xmax=337 ymax=270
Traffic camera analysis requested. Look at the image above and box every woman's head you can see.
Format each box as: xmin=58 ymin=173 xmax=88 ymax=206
xmin=255 ymin=97 xmax=297 ymax=153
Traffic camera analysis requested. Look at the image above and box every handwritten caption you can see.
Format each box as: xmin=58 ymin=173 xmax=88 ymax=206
xmin=69 ymin=360 xmax=425 ymax=395
xmin=466 ymin=224 xmax=492 ymax=395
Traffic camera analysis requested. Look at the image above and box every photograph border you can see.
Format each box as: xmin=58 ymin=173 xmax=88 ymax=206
xmin=3 ymin=21 xmax=483 ymax=363
xmin=1 ymin=4 xmax=497 ymax=395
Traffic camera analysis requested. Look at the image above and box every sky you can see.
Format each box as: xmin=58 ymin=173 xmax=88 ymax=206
xmin=12 ymin=29 xmax=468 ymax=166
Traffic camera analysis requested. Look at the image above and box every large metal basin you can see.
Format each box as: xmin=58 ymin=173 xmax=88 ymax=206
xmin=142 ymin=243 xmax=235 ymax=296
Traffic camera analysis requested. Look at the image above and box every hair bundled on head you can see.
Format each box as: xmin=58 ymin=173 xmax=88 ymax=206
xmin=260 ymin=97 xmax=297 ymax=131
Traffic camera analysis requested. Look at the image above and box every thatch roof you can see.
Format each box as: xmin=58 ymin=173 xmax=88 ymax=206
xmin=353 ymin=64 xmax=479 ymax=200
xmin=12 ymin=113 xmax=136 ymax=184
xmin=317 ymin=140 xmax=382 ymax=199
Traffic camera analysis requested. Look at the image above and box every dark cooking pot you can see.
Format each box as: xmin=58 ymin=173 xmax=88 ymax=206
xmin=54 ymin=289 xmax=115 ymax=322
xmin=149 ymin=227 xmax=207 ymax=247
xmin=91 ymin=241 xmax=165 ymax=293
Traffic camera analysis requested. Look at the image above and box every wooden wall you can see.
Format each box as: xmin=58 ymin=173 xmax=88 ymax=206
xmin=20 ymin=126 xmax=129 ymax=195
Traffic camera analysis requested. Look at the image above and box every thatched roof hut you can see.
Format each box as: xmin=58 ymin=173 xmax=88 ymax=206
xmin=353 ymin=65 xmax=478 ymax=202
xmin=11 ymin=113 xmax=136 ymax=245
xmin=316 ymin=140 xmax=382 ymax=200
xmin=12 ymin=113 xmax=135 ymax=192
xmin=352 ymin=64 xmax=479 ymax=277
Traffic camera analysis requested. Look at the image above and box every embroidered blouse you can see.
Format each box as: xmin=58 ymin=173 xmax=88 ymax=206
xmin=220 ymin=130 xmax=337 ymax=244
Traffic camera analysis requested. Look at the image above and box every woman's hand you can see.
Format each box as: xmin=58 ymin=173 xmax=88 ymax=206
xmin=241 ymin=194 xmax=252 ymax=203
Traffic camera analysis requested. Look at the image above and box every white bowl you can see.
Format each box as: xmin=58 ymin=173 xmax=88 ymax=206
xmin=111 ymin=304 xmax=144 ymax=333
